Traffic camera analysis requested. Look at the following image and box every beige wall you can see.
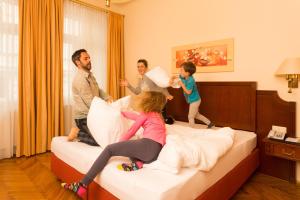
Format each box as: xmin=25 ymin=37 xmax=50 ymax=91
xmin=116 ymin=0 xmax=300 ymax=182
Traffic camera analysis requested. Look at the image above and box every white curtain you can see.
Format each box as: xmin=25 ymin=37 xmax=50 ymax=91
xmin=0 ymin=0 xmax=18 ymax=159
xmin=63 ymin=0 xmax=108 ymax=134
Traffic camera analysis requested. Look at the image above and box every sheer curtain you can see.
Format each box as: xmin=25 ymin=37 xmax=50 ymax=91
xmin=0 ymin=0 xmax=18 ymax=159
xmin=63 ymin=0 xmax=108 ymax=133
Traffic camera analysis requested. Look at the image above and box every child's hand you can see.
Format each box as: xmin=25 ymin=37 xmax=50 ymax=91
xmin=170 ymin=76 xmax=181 ymax=89
xmin=178 ymin=80 xmax=183 ymax=87
xmin=106 ymin=97 xmax=113 ymax=104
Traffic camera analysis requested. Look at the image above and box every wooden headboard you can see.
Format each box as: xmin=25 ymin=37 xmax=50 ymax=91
xmin=166 ymin=82 xmax=257 ymax=131
xmin=166 ymin=82 xmax=296 ymax=182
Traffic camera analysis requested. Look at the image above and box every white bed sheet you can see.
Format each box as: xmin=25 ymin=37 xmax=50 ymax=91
xmin=51 ymin=122 xmax=256 ymax=200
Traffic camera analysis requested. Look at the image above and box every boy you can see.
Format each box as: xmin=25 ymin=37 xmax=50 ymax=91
xmin=171 ymin=61 xmax=214 ymax=128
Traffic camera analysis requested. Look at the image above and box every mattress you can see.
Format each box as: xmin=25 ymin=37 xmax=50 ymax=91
xmin=51 ymin=122 xmax=257 ymax=200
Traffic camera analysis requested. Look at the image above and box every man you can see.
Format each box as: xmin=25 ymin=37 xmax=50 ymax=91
xmin=68 ymin=49 xmax=111 ymax=146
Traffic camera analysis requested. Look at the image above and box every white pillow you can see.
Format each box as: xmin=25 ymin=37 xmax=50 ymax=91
xmin=111 ymin=96 xmax=144 ymax=139
xmin=87 ymin=97 xmax=129 ymax=148
xmin=145 ymin=66 xmax=171 ymax=88
xmin=110 ymin=95 xmax=131 ymax=111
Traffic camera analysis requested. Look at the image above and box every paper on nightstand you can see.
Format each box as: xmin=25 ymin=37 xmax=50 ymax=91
xmin=285 ymin=137 xmax=300 ymax=143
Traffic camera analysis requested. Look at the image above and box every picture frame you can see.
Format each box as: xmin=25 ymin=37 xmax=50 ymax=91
xmin=172 ymin=38 xmax=234 ymax=73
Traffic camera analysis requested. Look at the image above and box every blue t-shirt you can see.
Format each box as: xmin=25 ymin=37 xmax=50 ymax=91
xmin=179 ymin=75 xmax=200 ymax=103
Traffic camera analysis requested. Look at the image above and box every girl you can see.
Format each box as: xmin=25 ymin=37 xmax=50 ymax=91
xmin=62 ymin=91 xmax=167 ymax=198
xmin=170 ymin=61 xmax=214 ymax=128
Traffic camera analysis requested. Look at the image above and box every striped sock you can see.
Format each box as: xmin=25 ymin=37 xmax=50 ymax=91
xmin=61 ymin=182 xmax=87 ymax=198
xmin=117 ymin=161 xmax=143 ymax=171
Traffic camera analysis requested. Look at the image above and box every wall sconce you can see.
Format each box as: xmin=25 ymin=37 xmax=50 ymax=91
xmin=105 ymin=0 xmax=110 ymax=7
xmin=275 ymin=57 xmax=300 ymax=93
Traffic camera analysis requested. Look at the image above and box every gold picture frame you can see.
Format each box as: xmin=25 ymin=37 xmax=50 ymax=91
xmin=172 ymin=38 xmax=234 ymax=73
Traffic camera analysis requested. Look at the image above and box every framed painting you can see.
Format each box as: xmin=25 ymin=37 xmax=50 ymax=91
xmin=172 ymin=38 xmax=234 ymax=73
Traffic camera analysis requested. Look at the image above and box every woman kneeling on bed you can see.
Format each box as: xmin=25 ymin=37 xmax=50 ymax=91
xmin=62 ymin=91 xmax=167 ymax=198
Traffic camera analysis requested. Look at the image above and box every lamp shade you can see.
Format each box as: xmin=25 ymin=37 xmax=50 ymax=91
xmin=276 ymin=57 xmax=300 ymax=76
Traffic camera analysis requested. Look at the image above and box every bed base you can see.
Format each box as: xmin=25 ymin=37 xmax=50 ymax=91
xmin=51 ymin=148 xmax=259 ymax=200
xmin=197 ymin=148 xmax=259 ymax=199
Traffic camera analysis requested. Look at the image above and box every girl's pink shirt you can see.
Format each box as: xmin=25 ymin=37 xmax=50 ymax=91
xmin=119 ymin=111 xmax=166 ymax=145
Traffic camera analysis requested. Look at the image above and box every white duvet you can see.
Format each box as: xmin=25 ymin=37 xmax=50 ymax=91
xmin=87 ymin=96 xmax=235 ymax=174
xmin=145 ymin=124 xmax=235 ymax=174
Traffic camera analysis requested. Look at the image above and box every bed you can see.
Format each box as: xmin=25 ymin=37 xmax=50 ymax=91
xmin=51 ymin=123 xmax=257 ymax=200
xmin=51 ymin=82 xmax=260 ymax=199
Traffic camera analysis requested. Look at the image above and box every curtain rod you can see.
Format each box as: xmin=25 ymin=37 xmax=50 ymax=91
xmin=69 ymin=0 xmax=124 ymax=16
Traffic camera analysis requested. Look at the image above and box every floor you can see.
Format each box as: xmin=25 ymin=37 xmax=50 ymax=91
xmin=0 ymin=153 xmax=299 ymax=200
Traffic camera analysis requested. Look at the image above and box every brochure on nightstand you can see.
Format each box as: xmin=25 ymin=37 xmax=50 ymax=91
xmin=285 ymin=137 xmax=300 ymax=145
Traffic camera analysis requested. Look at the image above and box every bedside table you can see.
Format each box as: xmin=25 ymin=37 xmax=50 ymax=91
xmin=263 ymin=138 xmax=300 ymax=161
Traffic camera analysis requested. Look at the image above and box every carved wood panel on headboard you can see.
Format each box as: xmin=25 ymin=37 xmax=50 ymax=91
xmin=166 ymin=82 xmax=257 ymax=131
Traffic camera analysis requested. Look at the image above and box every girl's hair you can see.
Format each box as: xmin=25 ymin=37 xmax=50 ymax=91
xmin=132 ymin=91 xmax=166 ymax=113
xmin=181 ymin=61 xmax=196 ymax=75
xmin=137 ymin=59 xmax=148 ymax=68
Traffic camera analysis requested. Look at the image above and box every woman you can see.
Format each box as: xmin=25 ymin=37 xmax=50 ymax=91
xmin=120 ymin=59 xmax=174 ymax=124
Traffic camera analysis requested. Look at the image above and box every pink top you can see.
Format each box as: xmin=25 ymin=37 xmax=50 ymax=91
xmin=119 ymin=111 xmax=166 ymax=146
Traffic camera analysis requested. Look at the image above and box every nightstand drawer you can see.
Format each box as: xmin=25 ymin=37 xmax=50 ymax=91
xmin=265 ymin=141 xmax=300 ymax=161
xmin=273 ymin=145 xmax=298 ymax=160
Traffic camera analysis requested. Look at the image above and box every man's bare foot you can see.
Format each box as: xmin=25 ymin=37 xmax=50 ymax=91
xmin=68 ymin=127 xmax=79 ymax=141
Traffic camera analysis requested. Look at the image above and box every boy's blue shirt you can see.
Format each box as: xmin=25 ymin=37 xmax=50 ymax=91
xmin=179 ymin=75 xmax=200 ymax=103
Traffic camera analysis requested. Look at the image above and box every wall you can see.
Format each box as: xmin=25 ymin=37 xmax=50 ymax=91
xmin=116 ymin=0 xmax=300 ymax=182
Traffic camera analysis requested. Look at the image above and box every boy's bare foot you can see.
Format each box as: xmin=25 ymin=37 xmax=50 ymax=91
xmin=68 ymin=127 xmax=79 ymax=141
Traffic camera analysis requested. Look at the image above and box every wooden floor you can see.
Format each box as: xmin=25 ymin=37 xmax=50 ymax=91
xmin=0 ymin=153 xmax=299 ymax=200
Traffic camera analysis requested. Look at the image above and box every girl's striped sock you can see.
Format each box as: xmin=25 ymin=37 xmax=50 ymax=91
xmin=117 ymin=161 xmax=143 ymax=171
xmin=61 ymin=182 xmax=87 ymax=198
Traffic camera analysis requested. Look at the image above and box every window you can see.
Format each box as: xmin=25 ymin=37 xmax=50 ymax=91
xmin=63 ymin=0 xmax=108 ymax=131
xmin=0 ymin=0 xmax=18 ymax=100
xmin=0 ymin=0 xmax=18 ymax=159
